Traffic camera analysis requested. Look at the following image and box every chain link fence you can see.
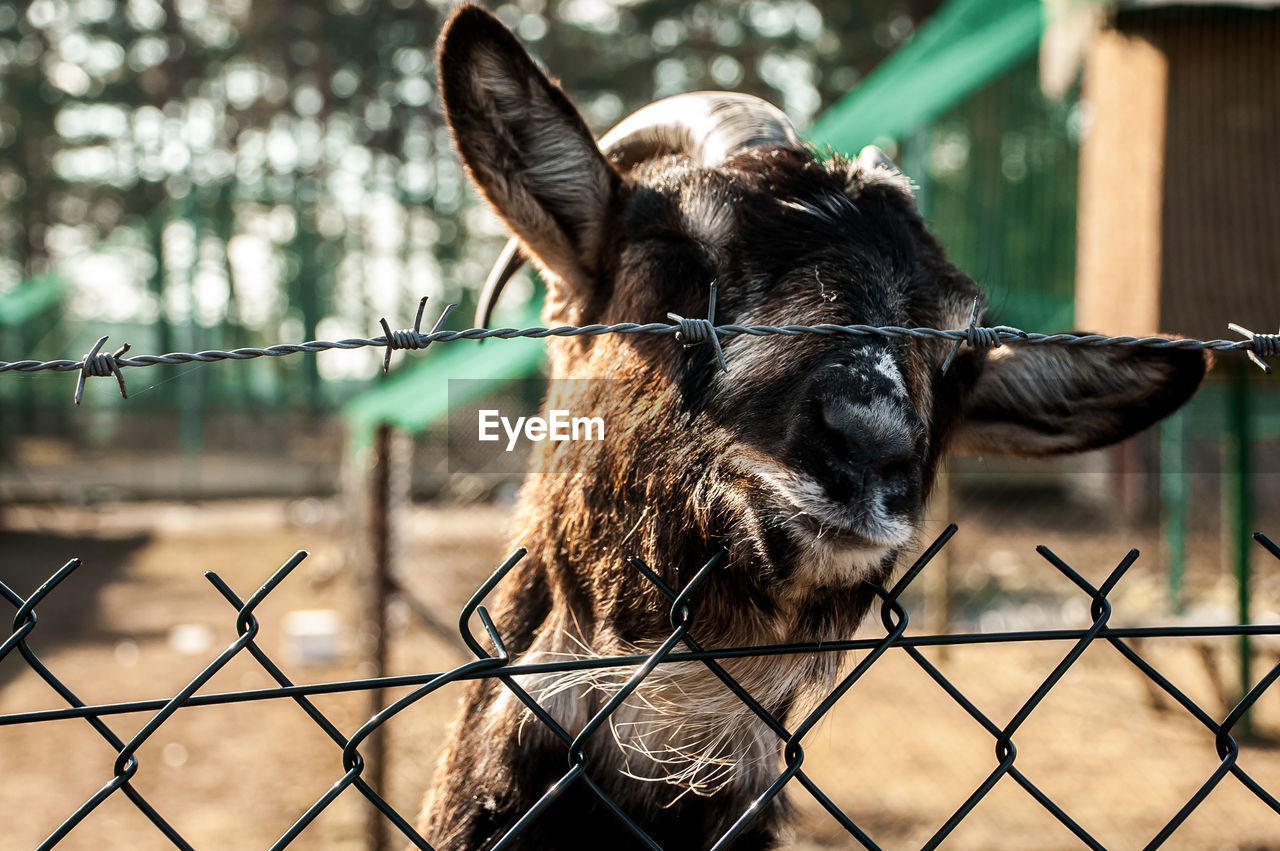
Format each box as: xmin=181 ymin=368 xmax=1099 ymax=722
xmin=4 ymin=525 xmax=1279 ymax=850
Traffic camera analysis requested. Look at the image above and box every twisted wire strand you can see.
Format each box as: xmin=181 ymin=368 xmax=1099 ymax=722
xmin=0 ymin=321 xmax=1269 ymax=377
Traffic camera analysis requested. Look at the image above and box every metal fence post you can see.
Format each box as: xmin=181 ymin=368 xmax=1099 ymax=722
xmin=1161 ymin=409 xmax=1188 ymax=614
xmin=1226 ymin=366 xmax=1254 ymax=735
xmin=924 ymin=461 xmax=954 ymax=640
xmin=367 ymin=422 xmax=394 ymax=849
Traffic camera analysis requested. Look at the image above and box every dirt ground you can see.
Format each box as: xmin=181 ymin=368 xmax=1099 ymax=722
xmin=2 ymin=496 xmax=1279 ymax=850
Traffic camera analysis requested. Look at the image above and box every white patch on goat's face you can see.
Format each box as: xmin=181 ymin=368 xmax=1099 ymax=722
xmin=822 ymin=358 xmax=912 ymax=435
xmin=872 ymin=350 xmax=905 ymax=389
xmin=826 ymin=353 xmax=909 ymax=403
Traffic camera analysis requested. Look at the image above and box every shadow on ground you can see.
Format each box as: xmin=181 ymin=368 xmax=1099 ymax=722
xmin=0 ymin=529 xmax=153 ymax=688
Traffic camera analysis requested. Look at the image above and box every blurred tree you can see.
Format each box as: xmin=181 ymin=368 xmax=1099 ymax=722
xmin=0 ymin=0 xmax=945 ymax=409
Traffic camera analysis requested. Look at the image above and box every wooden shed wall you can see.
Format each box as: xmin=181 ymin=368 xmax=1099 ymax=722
xmin=1075 ymin=8 xmax=1280 ymax=341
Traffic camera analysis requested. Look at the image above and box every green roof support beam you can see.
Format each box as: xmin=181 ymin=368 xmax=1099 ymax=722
xmin=806 ymin=0 xmax=1046 ymax=155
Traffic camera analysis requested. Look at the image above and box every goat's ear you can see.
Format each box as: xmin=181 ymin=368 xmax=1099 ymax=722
xmin=949 ymin=342 xmax=1209 ymax=456
xmin=437 ymin=4 xmax=621 ymax=294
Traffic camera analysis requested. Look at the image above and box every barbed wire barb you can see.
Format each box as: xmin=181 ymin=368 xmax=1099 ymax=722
xmin=73 ymin=336 xmax=130 ymax=405
xmin=941 ymin=296 xmax=1010 ymax=374
xmin=380 ymin=296 xmax=458 ymax=374
xmin=1228 ymin=322 xmax=1278 ymax=374
xmin=667 ymin=279 xmax=729 ymax=372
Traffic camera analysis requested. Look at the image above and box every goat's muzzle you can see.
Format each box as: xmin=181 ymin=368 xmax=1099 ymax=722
xmin=773 ymin=363 xmax=925 ymax=549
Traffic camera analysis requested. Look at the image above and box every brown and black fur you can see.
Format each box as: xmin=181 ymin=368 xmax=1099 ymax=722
xmin=418 ymin=7 xmax=1209 ymax=850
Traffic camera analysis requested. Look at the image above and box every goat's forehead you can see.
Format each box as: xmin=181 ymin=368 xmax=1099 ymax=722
xmin=624 ymin=156 xmax=979 ymax=328
xmin=627 ymin=160 xmax=868 ymax=263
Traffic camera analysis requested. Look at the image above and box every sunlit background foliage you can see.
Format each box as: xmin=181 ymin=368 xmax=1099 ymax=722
xmin=0 ymin=0 xmax=1076 ymax=413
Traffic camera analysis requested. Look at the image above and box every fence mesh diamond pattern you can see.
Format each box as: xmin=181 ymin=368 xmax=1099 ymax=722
xmin=3 ymin=527 xmax=1280 ymax=849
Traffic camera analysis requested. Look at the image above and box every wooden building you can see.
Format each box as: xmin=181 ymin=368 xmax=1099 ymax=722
xmin=1073 ymin=3 xmax=1279 ymax=340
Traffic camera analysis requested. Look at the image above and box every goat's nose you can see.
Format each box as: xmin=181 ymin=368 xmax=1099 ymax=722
xmin=817 ymin=395 xmax=917 ymax=477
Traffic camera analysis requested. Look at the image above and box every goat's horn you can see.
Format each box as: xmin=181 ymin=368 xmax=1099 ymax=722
xmin=476 ymin=92 xmax=800 ymax=328
xmin=597 ymin=91 xmax=801 ymax=171
xmin=475 ymin=236 xmax=524 ymax=332
xmin=857 ymin=144 xmax=899 ymax=172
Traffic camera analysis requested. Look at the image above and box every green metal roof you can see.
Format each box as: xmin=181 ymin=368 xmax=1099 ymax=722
xmin=807 ymin=0 xmax=1044 ymax=155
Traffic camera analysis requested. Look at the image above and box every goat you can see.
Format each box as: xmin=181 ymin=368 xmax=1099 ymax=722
xmin=419 ymin=6 xmax=1208 ymax=850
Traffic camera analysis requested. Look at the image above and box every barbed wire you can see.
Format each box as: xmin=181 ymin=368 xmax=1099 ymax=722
xmin=0 ymin=294 xmax=1275 ymax=403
